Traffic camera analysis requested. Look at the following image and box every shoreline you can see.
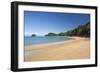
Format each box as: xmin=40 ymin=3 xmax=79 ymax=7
xmin=24 ymin=37 xmax=90 ymax=62
xmin=25 ymin=37 xmax=89 ymax=51
xmin=25 ymin=36 xmax=75 ymax=47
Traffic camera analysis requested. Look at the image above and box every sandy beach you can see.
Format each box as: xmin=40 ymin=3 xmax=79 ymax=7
xmin=24 ymin=37 xmax=90 ymax=62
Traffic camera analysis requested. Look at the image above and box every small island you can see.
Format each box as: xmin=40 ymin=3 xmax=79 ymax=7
xmin=45 ymin=33 xmax=57 ymax=36
xmin=31 ymin=34 xmax=36 ymax=37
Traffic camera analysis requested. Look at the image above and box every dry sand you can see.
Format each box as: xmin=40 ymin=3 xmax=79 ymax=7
xmin=24 ymin=37 xmax=90 ymax=62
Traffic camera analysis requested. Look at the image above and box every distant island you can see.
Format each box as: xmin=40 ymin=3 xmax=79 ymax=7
xmin=45 ymin=33 xmax=58 ymax=36
xmin=45 ymin=22 xmax=90 ymax=37
xmin=32 ymin=34 xmax=36 ymax=36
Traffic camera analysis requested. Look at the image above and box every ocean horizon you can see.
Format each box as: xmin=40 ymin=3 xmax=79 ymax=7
xmin=24 ymin=36 xmax=73 ymax=46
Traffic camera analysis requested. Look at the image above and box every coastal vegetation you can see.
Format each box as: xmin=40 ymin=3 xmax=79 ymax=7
xmin=45 ymin=22 xmax=90 ymax=37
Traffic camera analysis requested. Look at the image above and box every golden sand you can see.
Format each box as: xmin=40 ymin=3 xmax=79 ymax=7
xmin=24 ymin=37 xmax=90 ymax=62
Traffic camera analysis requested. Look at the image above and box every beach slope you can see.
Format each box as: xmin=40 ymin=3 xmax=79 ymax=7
xmin=24 ymin=37 xmax=90 ymax=61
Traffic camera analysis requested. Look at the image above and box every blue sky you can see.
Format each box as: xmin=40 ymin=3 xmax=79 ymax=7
xmin=24 ymin=11 xmax=90 ymax=36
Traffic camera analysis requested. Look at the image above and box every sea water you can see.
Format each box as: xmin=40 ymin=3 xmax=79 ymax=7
xmin=24 ymin=36 xmax=72 ymax=46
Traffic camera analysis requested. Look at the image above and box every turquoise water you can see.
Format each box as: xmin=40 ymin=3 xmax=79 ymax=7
xmin=24 ymin=36 xmax=72 ymax=46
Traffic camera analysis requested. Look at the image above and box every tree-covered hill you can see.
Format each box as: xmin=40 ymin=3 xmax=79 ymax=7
xmin=65 ymin=22 xmax=90 ymax=37
xmin=45 ymin=22 xmax=90 ymax=37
